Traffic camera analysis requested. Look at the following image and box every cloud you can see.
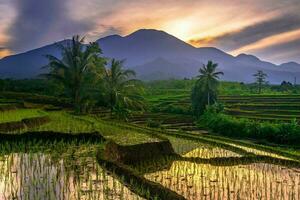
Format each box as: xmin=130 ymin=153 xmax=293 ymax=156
xmin=7 ymin=0 xmax=94 ymax=52
xmin=189 ymin=14 xmax=300 ymax=51
xmin=85 ymin=24 xmax=124 ymax=41
xmin=0 ymin=47 xmax=12 ymax=58
xmin=2 ymin=0 xmax=300 ymax=64
xmin=251 ymin=38 xmax=300 ymax=63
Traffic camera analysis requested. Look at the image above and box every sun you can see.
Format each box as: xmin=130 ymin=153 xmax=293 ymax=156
xmin=164 ymin=20 xmax=194 ymax=41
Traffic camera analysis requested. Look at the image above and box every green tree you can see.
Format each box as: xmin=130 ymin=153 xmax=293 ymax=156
xmin=102 ymin=59 xmax=144 ymax=119
xmin=191 ymin=61 xmax=223 ymax=116
xmin=43 ymin=35 xmax=105 ymax=113
xmin=280 ymin=81 xmax=293 ymax=92
xmin=253 ymin=70 xmax=268 ymax=94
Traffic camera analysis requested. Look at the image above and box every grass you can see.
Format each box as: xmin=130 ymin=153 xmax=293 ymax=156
xmin=32 ymin=111 xmax=94 ymax=133
xmin=82 ymin=115 xmax=162 ymax=145
xmin=31 ymin=111 xmax=161 ymax=145
xmin=0 ymin=109 xmax=46 ymax=123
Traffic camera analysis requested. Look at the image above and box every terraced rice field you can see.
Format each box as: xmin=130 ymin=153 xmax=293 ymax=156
xmin=146 ymin=91 xmax=300 ymax=123
xmin=132 ymin=136 xmax=300 ymax=200
xmin=0 ymin=142 xmax=144 ymax=200
xmin=0 ymin=109 xmax=46 ymax=123
xmin=1 ymin=100 xmax=300 ymax=199
xmin=127 ymin=113 xmax=199 ymax=131
xmin=220 ymin=95 xmax=300 ymax=121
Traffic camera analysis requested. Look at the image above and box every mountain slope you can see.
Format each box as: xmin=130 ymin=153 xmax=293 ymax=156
xmin=0 ymin=40 xmax=70 ymax=78
xmin=0 ymin=29 xmax=300 ymax=83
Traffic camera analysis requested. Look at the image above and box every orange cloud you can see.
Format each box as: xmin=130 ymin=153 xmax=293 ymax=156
xmin=0 ymin=48 xmax=12 ymax=58
xmin=231 ymin=28 xmax=300 ymax=55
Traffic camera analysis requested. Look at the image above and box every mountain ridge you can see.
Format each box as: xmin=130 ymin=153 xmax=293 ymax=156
xmin=0 ymin=29 xmax=300 ymax=83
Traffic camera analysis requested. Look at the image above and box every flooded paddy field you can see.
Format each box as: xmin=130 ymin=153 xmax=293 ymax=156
xmin=0 ymin=107 xmax=299 ymax=200
xmin=132 ymin=136 xmax=300 ymax=200
xmin=0 ymin=142 xmax=143 ymax=200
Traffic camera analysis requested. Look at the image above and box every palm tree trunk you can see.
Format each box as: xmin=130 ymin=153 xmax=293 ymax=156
xmin=207 ymin=92 xmax=210 ymax=106
xmin=110 ymin=92 xmax=114 ymax=118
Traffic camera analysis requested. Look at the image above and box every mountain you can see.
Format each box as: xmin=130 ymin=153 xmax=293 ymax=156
xmin=1 ymin=29 xmax=300 ymax=83
xmin=133 ymin=57 xmax=188 ymax=80
xmin=97 ymin=29 xmax=197 ymax=66
xmin=0 ymin=40 xmax=71 ymax=79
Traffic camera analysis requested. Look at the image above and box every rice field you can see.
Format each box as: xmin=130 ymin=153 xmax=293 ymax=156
xmin=143 ymin=159 xmax=300 ymax=200
xmin=219 ymin=95 xmax=300 ymax=121
xmin=132 ymin=137 xmax=300 ymax=200
xmin=1 ymin=101 xmax=300 ymax=199
xmin=145 ymin=89 xmax=300 ymax=123
xmin=0 ymin=142 xmax=144 ymax=200
xmin=0 ymin=109 xmax=46 ymax=123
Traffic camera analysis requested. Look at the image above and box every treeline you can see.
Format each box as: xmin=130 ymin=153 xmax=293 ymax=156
xmin=0 ymin=79 xmax=63 ymax=96
xmin=200 ymin=107 xmax=300 ymax=146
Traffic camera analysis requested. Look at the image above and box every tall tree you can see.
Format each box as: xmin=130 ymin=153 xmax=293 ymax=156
xmin=102 ymin=59 xmax=144 ymax=118
xmin=253 ymin=70 xmax=267 ymax=94
xmin=191 ymin=61 xmax=223 ymax=116
xmin=43 ymin=35 xmax=105 ymax=112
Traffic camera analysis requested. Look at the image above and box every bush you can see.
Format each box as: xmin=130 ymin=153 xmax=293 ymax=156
xmin=146 ymin=119 xmax=161 ymax=128
xmin=0 ymin=92 xmax=71 ymax=107
xmin=199 ymin=109 xmax=300 ymax=146
xmin=151 ymin=104 xmax=191 ymax=115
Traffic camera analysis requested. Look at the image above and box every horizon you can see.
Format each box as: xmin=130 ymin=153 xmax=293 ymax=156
xmin=0 ymin=0 xmax=299 ymax=64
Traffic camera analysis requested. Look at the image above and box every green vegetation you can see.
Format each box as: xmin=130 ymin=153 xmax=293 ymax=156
xmin=0 ymin=103 xmax=299 ymax=199
xmin=200 ymin=107 xmax=300 ymax=146
xmin=1 ymin=34 xmax=300 ymax=199
xmin=102 ymin=59 xmax=144 ymax=118
xmin=220 ymin=94 xmax=300 ymax=121
xmin=191 ymin=61 xmax=223 ymax=116
xmin=0 ymin=109 xmax=46 ymax=123
xmin=44 ymin=35 xmax=104 ymax=113
xmin=253 ymin=70 xmax=268 ymax=93
xmin=42 ymin=35 xmax=144 ymax=117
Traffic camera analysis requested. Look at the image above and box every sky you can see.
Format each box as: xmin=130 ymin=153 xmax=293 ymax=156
xmin=0 ymin=0 xmax=299 ymax=64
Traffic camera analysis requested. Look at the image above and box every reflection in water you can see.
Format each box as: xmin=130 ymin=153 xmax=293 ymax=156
xmin=0 ymin=147 xmax=143 ymax=200
xmin=183 ymin=147 xmax=241 ymax=158
xmin=143 ymin=149 xmax=300 ymax=200
xmin=166 ymin=135 xmax=246 ymax=157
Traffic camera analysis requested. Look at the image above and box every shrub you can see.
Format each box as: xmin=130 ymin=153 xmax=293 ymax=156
xmin=151 ymin=104 xmax=191 ymax=115
xmin=200 ymin=109 xmax=300 ymax=146
xmin=0 ymin=92 xmax=71 ymax=107
xmin=146 ymin=119 xmax=161 ymax=128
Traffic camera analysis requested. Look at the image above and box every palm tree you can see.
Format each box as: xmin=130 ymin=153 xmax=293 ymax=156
xmin=197 ymin=61 xmax=224 ymax=105
xmin=102 ymin=59 xmax=144 ymax=118
xmin=192 ymin=61 xmax=223 ymax=116
xmin=43 ymin=35 xmax=104 ymax=112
